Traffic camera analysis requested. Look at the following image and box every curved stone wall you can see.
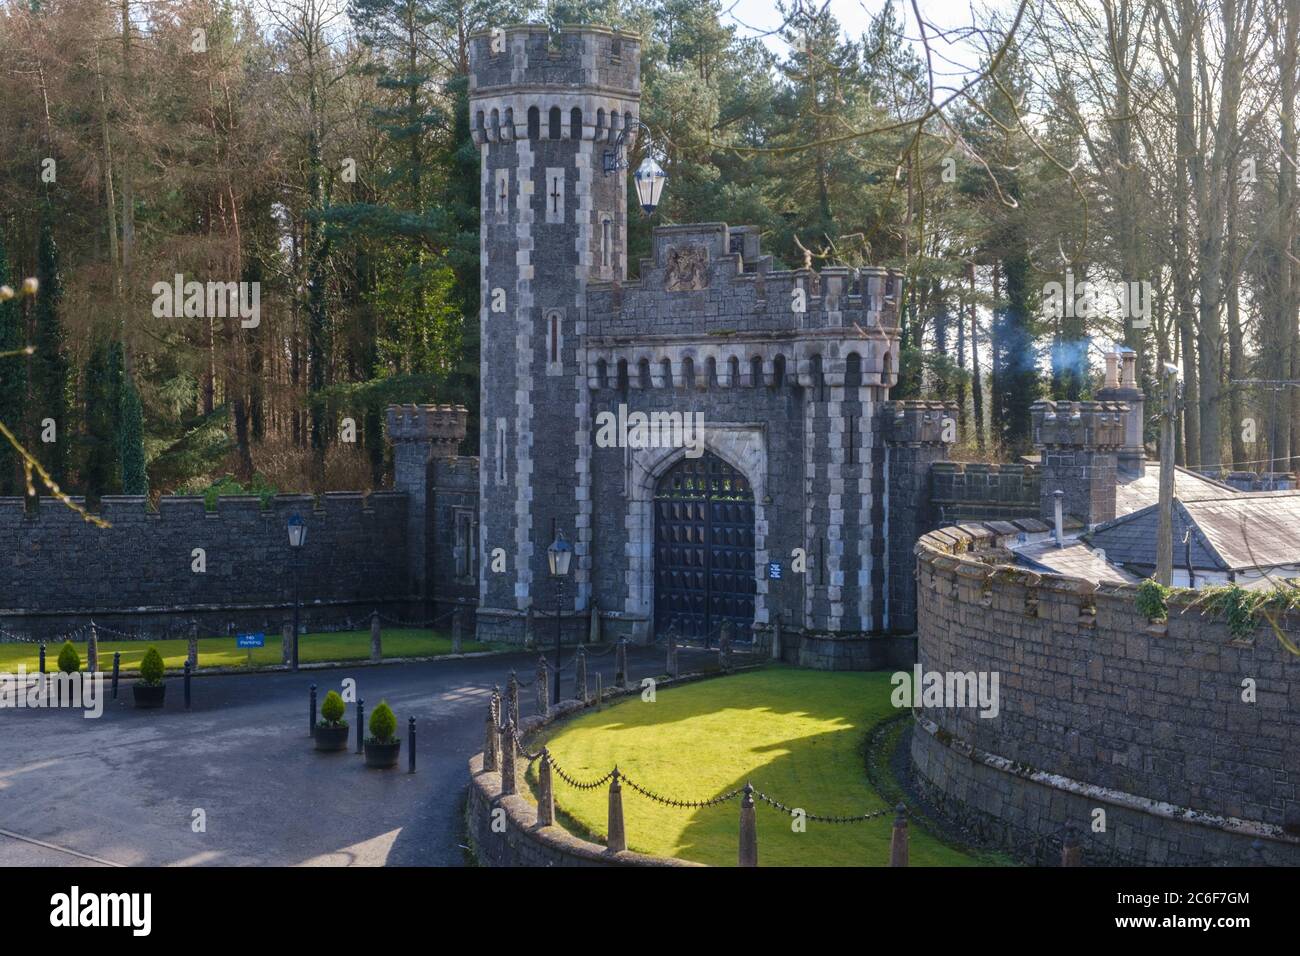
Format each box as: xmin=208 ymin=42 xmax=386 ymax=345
xmin=912 ymin=523 xmax=1300 ymax=865
xmin=466 ymin=697 xmax=701 ymax=868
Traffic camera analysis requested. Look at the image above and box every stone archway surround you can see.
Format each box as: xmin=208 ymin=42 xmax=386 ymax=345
xmin=624 ymin=424 xmax=769 ymax=641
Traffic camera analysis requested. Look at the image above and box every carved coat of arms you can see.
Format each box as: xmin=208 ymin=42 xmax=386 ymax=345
xmin=664 ymin=244 xmax=710 ymax=291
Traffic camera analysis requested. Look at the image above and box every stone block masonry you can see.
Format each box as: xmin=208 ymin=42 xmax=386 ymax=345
xmin=912 ymin=521 xmax=1300 ymax=865
xmin=0 ymin=492 xmax=410 ymax=640
xmin=929 ymin=462 xmax=1040 ymax=523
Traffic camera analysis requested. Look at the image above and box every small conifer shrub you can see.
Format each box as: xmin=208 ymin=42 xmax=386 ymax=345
xmin=56 ymin=641 xmax=80 ymax=674
xmin=319 ymin=690 xmax=347 ymax=728
xmin=139 ymin=647 xmax=165 ymax=686
xmin=368 ymin=700 xmax=397 ymax=743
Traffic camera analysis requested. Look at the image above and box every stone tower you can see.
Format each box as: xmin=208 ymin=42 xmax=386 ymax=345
xmin=469 ymin=25 xmax=641 ymax=641
xmin=1031 ymin=400 xmax=1127 ymax=527
xmin=881 ymin=400 xmax=956 ymax=633
xmin=386 ymin=403 xmax=468 ymax=613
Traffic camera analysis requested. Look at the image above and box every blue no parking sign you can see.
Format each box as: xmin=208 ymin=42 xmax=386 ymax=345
xmin=237 ymin=632 xmax=265 ymax=648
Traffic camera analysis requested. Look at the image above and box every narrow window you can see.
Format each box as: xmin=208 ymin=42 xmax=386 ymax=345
xmin=549 ymin=106 xmax=562 ymax=140
xmin=527 ymin=106 xmax=540 ymax=139
xmin=570 ymin=107 xmax=583 ymax=140
xmin=550 ymin=313 xmax=559 ymax=363
xmin=496 ymin=420 xmax=507 ymax=484
xmin=601 ymin=218 xmax=612 ymax=268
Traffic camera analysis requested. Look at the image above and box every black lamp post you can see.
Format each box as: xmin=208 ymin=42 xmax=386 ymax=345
xmin=547 ymin=530 xmax=572 ymax=706
xmin=288 ymin=513 xmax=307 ymax=670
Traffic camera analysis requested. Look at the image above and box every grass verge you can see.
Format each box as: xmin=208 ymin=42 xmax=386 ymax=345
xmin=524 ymin=667 xmax=1006 ymax=866
xmin=0 ymin=628 xmax=494 ymax=674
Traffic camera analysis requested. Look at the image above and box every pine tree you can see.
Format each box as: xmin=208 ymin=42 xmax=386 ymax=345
xmin=0 ymin=228 xmax=26 ymax=495
xmin=32 ymin=220 xmax=70 ymax=487
xmin=81 ymin=339 xmax=119 ymax=500
xmin=118 ymin=366 xmax=147 ymax=495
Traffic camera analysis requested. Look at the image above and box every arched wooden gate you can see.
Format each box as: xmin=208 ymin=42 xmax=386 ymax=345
xmin=653 ymin=451 xmax=755 ymax=642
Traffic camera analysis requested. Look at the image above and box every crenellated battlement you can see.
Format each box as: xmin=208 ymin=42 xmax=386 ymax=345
xmin=386 ymin=404 xmax=467 ymax=451
xmin=1031 ymin=399 xmax=1128 ymax=449
xmin=882 ymin=400 xmax=958 ymax=446
xmin=588 ymin=224 xmax=902 ymax=338
xmin=468 ymin=24 xmax=640 ymax=147
xmin=0 ymin=491 xmax=406 ymax=528
xmin=913 ymin=522 xmax=1300 ymax=866
xmin=585 ymin=223 xmax=903 ymax=392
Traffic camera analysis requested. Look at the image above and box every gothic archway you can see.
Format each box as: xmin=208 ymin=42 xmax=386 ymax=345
xmin=653 ymin=451 xmax=756 ymax=642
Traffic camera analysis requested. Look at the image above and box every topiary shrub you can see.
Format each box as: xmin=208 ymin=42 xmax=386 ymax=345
xmin=138 ymin=647 xmax=165 ymax=686
xmin=368 ymin=700 xmax=397 ymax=743
xmin=319 ymin=690 xmax=347 ymax=728
xmin=57 ymin=641 xmax=80 ymax=674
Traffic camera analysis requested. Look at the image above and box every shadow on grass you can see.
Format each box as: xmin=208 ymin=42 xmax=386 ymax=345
xmin=524 ymin=668 xmax=1000 ymax=867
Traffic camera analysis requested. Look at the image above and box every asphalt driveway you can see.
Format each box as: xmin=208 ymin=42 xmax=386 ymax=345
xmin=0 ymin=644 xmax=726 ymax=867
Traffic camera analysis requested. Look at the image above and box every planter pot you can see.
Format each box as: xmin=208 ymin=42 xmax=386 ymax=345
xmin=363 ymin=738 xmax=401 ymax=769
xmin=314 ymin=724 xmax=351 ymax=752
xmin=132 ymin=682 xmax=166 ymax=709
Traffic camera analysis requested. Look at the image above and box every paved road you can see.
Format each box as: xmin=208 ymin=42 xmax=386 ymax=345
xmin=0 ymin=645 xmax=724 ymax=867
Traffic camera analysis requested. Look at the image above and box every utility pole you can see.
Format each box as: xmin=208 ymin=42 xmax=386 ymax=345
xmin=1229 ymin=379 xmax=1300 ymax=476
xmin=1156 ymin=363 xmax=1179 ymax=585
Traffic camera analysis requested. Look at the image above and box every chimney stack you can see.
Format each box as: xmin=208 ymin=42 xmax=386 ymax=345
xmin=1096 ymin=347 xmax=1145 ymax=477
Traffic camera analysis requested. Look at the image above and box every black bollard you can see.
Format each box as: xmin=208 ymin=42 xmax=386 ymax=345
xmin=184 ymin=661 xmax=192 ymax=710
xmin=38 ymin=643 xmax=45 ymax=675
xmin=309 ymin=684 xmax=318 ymax=737
xmin=408 ymin=716 xmax=416 ymax=773
xmin=111 ymin=652 xmax=121 ymax=700
xmin=356 ymin=698 xmax=365 ymax=753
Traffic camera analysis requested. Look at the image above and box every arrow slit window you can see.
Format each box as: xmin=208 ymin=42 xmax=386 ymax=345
xmin=545 ymin=309 xmax=564 ymax=376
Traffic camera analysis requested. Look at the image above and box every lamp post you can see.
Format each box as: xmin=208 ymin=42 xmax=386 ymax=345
xmin=287 ymin=514 xmax=307 ymax=671
xmin=547 ymin=530 xmax=572 ymax=706
xmin=602 ymin=120 xmax=667 ymax=216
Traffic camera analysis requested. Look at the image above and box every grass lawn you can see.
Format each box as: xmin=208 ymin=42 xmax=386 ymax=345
xmin=0 ymin=628 xmax=494 ymax=674
xmin=525 ymin=667 xmax=1004 ymax=867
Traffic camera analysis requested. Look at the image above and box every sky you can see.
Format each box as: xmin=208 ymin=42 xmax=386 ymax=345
xmin=721 ymin=0 xmax=1009 ymax=76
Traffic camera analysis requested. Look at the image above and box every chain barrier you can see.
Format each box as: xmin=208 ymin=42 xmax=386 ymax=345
xmin=1 ymin=606 xmax=461 ymax=645
xmin=514 ymin=737 xmax=545 ymax=763
xmin=376 ymin=607 xmax=460 ymax=629
xmin=0 ymin=624 xmax=89 ymax=644
xmin=540 ymin=745 xmax=897 ymax=822
xmin=546 ymin=755 xmax=616 ymax=791
xmin=620 ymin=772 xmax=745 ymax=810
xmin=751 ymin=789 xmax=892 ymax=824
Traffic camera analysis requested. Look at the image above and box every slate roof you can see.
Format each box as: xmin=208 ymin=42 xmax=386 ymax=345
xmin=1084 ymin=492 xmax=1300 ymax=572
xmin=1114 ymin=464 xmax=1238 ymax=515
xmin=1014 ymin=539 xmax=1141 ymax=583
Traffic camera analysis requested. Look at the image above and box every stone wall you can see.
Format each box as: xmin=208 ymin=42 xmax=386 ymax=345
xmin=912 ymin=522 xmax=1300 ymax=865
xmin=929 ymin=462 xmax=1040 ymax=523
xmin=429 ymin=457 xmax=480 ymax=628
xmin=466 ymin=699 xmax=700 ymax=868
xmin=881 ymin=400 xmax=955 ymax=634
xmin=467 ymin=749 xmax=698 ymax=867
xmin=0 ymin=493 xmax=410 ymax=639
